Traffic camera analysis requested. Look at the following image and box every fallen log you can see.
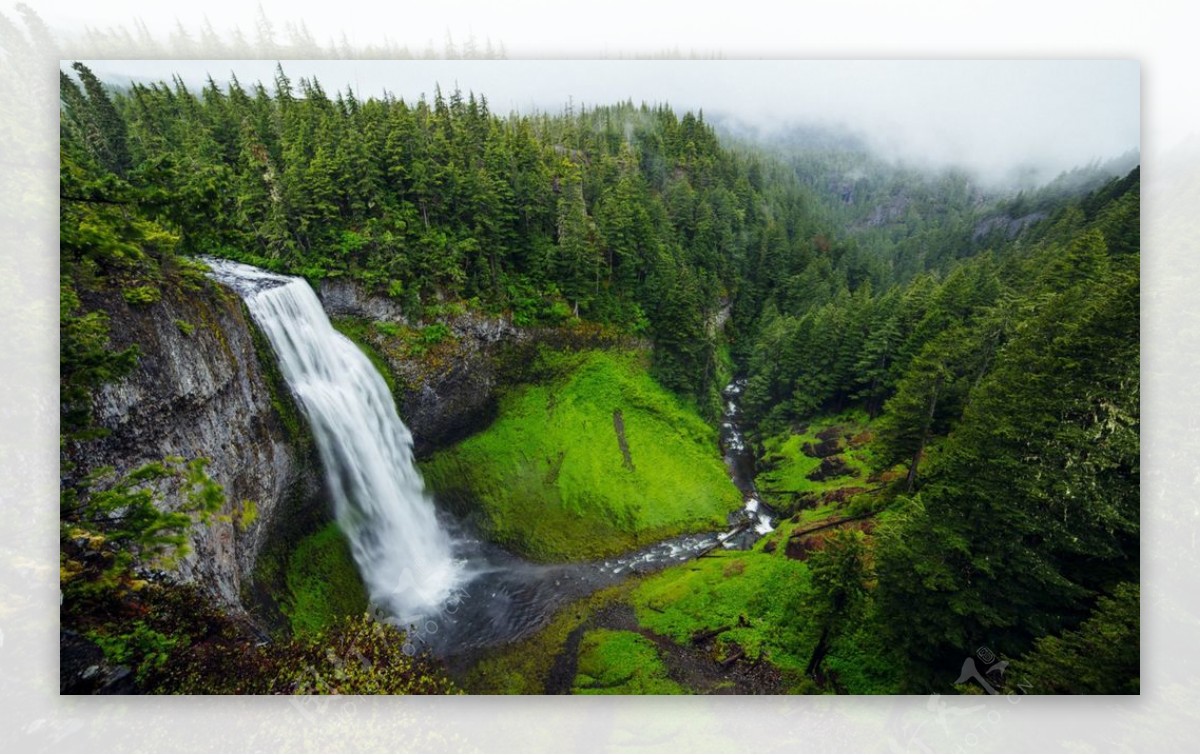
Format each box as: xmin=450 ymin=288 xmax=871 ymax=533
xmin=719 ymin=649 xmax=745 ymax=667
xmin=690 ymin=625 xmax=732 ymax=645
xmin=695 ymin=522 xmax=750 ymax=558
xmin=787 ymin=510 xmax=879 ymax=540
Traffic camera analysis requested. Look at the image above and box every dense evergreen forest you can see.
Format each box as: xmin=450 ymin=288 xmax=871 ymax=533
xmin=60 ymin=62 xmax=1138 ymax=695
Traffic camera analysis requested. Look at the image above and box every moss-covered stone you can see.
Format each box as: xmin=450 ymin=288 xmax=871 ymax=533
xmin=755 ymin=409 xmax=880 ymax=515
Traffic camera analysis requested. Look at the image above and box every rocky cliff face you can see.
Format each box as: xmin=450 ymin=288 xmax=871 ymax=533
xmin=65 ymin=279 xmax=321 ymax=611
xmin=395 ymin=314 xmax=520 ymax=457
xmin=318 ymin=277 xmax=408 ymax=322
xmin=319 ymin=278 xmax=527 ymax=456
xmin=971 ymin=211 xmax=1049 ymax=241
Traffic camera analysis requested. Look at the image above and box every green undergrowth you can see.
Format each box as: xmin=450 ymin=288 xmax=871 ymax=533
xmin=421 ymin=349 xmax=742 ymax=561
xmin=281 ymin=523 xmax=369 ymax=635
xmin=754 ymin=409 xmax=878 ymax=516
xmin=818 ymin=622 xmax=908 ymax=694
xmin=572 ymin=629 xmax=684 ymax=694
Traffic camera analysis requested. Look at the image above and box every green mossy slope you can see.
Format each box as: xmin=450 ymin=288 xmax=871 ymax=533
xmin=282 ymin=523 xmax=369 ymax=635
xmin=572 ymin=629 xmax=684 ymax=694
xmin=421 ymin=350 xmax=742 ymax=561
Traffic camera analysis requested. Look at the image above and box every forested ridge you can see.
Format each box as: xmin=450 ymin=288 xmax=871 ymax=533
xmin=60 ymin=62 xmax=1138 ymax=694
xmin=62 ymin=63 xmax=813 ymax=413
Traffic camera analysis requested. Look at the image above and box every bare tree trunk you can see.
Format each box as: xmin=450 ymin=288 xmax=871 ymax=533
xmin=805 ymin=625 xmax=831 ymax=678
xmin=906 ymin=374 xmax=942 ymax=492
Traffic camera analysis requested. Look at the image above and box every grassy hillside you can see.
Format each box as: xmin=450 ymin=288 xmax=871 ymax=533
xmin=421 ymin=350 xmax=742 ymax=561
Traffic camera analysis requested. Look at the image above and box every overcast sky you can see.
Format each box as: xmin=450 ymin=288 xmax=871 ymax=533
xmin=79 ymin=59 xmax=1139 ymax=184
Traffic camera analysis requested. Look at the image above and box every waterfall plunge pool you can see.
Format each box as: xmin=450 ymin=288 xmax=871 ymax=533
xmin=206 ymin=259 xmax=773 ymax=657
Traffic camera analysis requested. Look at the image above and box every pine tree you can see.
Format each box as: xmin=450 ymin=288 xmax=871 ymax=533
xmin=1003 ymin=583 xmax=1139 ymax=694
xmin=804 ymin=530 xmax=868 ymax=678
xmin=554 ymin=162 xmax=600 ymax=315
xmin=70 ymin=62 xmax=131 ymax=176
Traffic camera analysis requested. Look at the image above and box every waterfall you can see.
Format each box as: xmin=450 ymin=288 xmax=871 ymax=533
xmin=207 ymin=259 xmax=461 ymax=622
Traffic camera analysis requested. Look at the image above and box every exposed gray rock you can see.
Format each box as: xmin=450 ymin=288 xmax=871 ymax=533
xmin=706 ymin=299 xmax=731 ymax=337
xmin=65 ymin=280 xmax=320 ymax=611
xmin=391 ymin=311 xmax=528 ymax=457
xmin=318 ymin=277 xmax=408 ymax=322
xmin=972 ymin=211 xmax=1048 ymax=241
xmin=60 ymin=630 xmax=137 ymax=695
xmin=860 ymin=195 xmax=911 ymax=229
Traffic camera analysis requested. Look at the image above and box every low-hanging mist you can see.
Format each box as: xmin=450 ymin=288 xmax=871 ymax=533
xmin=75 ymin=59 xmax=1139 ymax=189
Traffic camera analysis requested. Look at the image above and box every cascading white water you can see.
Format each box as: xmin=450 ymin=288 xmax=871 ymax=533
xmin=207 ymin=259 xmax=461 ymax=622
xmin=720 ymin=380 xmax=774 ymax=546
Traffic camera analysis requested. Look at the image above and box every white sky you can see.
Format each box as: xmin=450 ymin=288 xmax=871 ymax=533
xmin=78 ymin=59 xmax=1140 ymax=184
xmin=39 ymin=0 xmax=1192 ymax=153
